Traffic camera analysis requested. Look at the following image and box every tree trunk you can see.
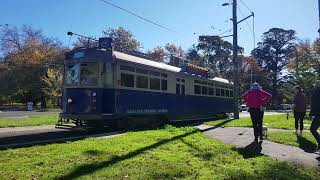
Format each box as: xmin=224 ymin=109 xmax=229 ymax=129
xmin=40 ymin=93 xmax=47 ymax=109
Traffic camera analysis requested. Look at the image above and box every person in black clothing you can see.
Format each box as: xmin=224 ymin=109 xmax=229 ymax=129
xmin=310 ymin=80 xmax=320 ymax=152
xmin=293 ymin=86 xmax=307 ymax=135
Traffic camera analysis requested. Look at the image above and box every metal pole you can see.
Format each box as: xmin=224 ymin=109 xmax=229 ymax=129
xmin=318 ymin=0 xmax=320 ymax=36
xmin=233 ymin=0 xmax=240 ymax=119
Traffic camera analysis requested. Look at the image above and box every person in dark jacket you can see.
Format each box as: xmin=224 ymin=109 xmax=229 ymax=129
xmin=241 ymin=83 xmax=272 ymax=142
xmin=293 ymin=86 xmax=307 ymax=135
xmin=310 ymin=80 xmax=320 ymax=152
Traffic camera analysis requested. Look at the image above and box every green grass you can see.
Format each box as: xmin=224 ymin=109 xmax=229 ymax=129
xmin=0 ymin=126 xmax=319 ymax=179
xmin=267 ymin=132 xmax=318 ymax=152
xmin=205 ymin=114 xmax=312 ymax=130
xmin=0 ymin=114 xmax=58 ymax=128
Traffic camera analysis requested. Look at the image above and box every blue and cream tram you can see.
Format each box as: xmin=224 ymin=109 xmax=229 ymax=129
xmin=59 ymin=38 xmax=234 ymax=127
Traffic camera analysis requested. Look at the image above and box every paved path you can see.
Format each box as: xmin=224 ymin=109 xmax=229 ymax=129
xmin=239 ymin=111 xmax=284 ymax=118
xmin=0 ymin=110 xmax=58 ymax=118
xmin=197 ymin=124 xmax=320 ymax=169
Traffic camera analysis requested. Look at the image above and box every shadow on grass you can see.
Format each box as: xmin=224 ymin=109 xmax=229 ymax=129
xmin=296 ymin=135 xmax=318 ymax=153
xmin=57 ymin=119 xmax=231 ymax=179
xmin=232 ymin=141 xmax=263 ymax=159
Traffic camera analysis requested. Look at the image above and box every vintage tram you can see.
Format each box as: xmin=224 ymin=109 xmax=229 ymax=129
xmin=58 ymin=38 xmax=234 ymax=128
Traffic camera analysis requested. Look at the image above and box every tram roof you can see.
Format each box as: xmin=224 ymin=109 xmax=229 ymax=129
xmin=114 ymin=51 xmax=181 ymax=73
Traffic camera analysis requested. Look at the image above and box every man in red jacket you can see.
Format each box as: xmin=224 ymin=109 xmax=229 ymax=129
xmin=241 ymin=83 xmax=272 ymax=142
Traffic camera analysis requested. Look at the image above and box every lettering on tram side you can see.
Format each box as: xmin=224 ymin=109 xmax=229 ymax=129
xmin=126 ymin=109 xmax=168 ymax=114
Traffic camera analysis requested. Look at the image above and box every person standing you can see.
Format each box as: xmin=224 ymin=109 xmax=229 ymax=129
xmin=293 ymin=86 xmax=307 ymax=135
xmin=241 ymin=83 xmax=272 ymax=142
xmin=310 ymin=80 xmax=320 ymax=152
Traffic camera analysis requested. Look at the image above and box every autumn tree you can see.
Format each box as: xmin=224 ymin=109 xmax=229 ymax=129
xmin=252 ymin=28 xmax=296 ymax=104
xmin=147 ymin=46 xmax=166 ymax=62
xmin=0 ymin=25 xmax=66 ymax=108
xmin=147 ymin=43 xmax=184 ymax=63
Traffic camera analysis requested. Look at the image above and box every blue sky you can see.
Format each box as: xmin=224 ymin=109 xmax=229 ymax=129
xmin=0 ymin=0 xmax=318 ymax=55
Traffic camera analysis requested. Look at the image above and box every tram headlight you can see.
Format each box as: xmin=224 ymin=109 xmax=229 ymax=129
xmin=67 ymin=98 xmax=73 ymax=104
xmin=92 ymin=92 xmax=97 ymax=97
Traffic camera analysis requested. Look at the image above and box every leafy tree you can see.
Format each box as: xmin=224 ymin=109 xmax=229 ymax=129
xmin=196 ymin=35 xmax=243 ymax=78
xmin=103 ymin=27 xmax=140 ymax=52
xmin=252 ymin=28 xmax=296 ymax=104
xmin=186 ymin=46 xmax=206 ymax=67
xmin=41 ymin=68 xmax=63 ymax=106
xmin=0 ymin=25 xmax=65 ymax=108
xmin=147 ymin=43 xmax=184 ymax=63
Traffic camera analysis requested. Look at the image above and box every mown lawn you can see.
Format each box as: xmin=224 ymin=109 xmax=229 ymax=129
xmin=205 ymin=114 xmax=312 ymax=130
xmin=0 ymin=114 xmax=58 ymax=128
xmin=267 ymin=132 xmax=318 ymax=152
xmin=0 ymin=126 xmax=319 ymax=179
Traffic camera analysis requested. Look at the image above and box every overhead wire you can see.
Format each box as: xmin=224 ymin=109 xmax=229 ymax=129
xmin=97 ymin=0 xmax=184 ymax=37
xmin=237 ymin=6 xmax=256 ymax=48
xmin=239 ymin=0 xmax=253 ymax=13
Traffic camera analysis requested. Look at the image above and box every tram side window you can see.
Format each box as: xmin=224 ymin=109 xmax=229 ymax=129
xmin=176 ymin=84 xmax=181 ymax=95
xmin=161 ymin=79 xmax=167 ymax=91
xmin=226 ymin=90 xmax=230 ymax=97
xmin=150 ymin=78 xmax=160 ymax=90
xmin=230 ymin=90 xmax=234 ymax=97
xmin=181 ymin=85 xmax=185 ymax=95
xmin=221 ymin=89 xmax=225 ymax=97
xmin=202 ymin=86 xmax=208 ymax=95
xmin=208 ymin=88 xmax=214 ymax=96
xmin=216 ymin=88 xmax=221 ymax=96
xmin=121 ymin=73 xmax=134 ymax=87
xmin=136 ymin=75 xmax=148 ymax=89
xmin=194 ymin=85 xmax=201 ymax=95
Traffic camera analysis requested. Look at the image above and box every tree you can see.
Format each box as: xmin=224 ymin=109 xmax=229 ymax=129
xmin=147 ymin=46 xmax=166 ymax=62
xmin=72 ymin=37 xmax=98 ymax=48
xmin=0 ymin=25 xmax=66 ymax=108
xmin=147 ymin=43 xmax=184 ymax=63
xmin=103 ymin=27 xmax=140 ymax=52
xmin=196 ymin=35 xmax=243 ymax=78
xmin=186 ymin=46 xmax=206 ymax=67
xmin=41 ymin=68 xmax=63 ymax=106
xmin=252 ymin=28 xmax=296 ymax=104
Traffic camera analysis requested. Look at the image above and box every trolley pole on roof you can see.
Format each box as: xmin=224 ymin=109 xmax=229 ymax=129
xmin=232 ymin=0 xmax=240 ymax=119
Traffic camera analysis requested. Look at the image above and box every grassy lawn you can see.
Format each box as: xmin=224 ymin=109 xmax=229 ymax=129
xmin=205 ymin=114 xmax=312 ymax=130
xmin=0 ymin=114 xmax=58 ymax=128
xmin=0 ymin=126 xmax=319 ymax=179
xmin=267 ymin=132 xmax=318 ymax=152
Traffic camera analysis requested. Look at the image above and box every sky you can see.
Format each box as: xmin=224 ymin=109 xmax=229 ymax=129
xmin=0 ymin=0 xmax=319 ymax=55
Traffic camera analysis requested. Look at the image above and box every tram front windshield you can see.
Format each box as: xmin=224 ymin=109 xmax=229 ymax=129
xmin=65 ymin=63 xmax=99 ymax=86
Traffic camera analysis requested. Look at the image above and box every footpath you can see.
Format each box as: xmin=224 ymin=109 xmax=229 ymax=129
xmin=197 ymin=124 xmax=320 ymax=169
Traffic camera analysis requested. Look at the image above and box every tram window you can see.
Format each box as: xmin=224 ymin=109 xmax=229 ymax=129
xmin=176 ymin=84 xmax=181 ymax=95
xmin=194 ymin=85 xmax=201 ymax=94
xmin=176 ymin=78 xmax=180 ymax=82
xmin=121 ymin=73 xmax=134 ymax=87
xmin=181 ymin=85 xmax=185 ymax=95
xmin=216 ymin=88 xmax=221 ymax=96
xmin=221 ymin=89 xmax=225 ymax=97
xmin=80 ymin=63 xmax=99 ymax=85
xmin=208 ymin=83 xmax=214 ymax=86
xmin=208 ymin=88 xmax=214 ymax=95
xmin=66 ymin=64 xmax=80 ymax=85
xmin=150 ymin=78 xmax=160 ymax=90
xmin=161 ymin=73 xmax=168 ymax=78
xmin=202 ymin=86 xmax=208 ymax=95
xmin=136 ymin=76 xmax=148 ymax=89
xmin=136 ymin=68 xmax=148 ymax=74
xmin=181 ymin=79 xmax=185 ymax=83
xmin=194 ymin=80 xmax=201 ymax=84
xmin=226 ymin=90 xmax=230 ymax=97
xmin=201 ymin=81 xmax=207 ymax=85
xmin=161 ymin=79 xmax=167 ymax=90
xmin=150 ymin=71 xmax=160 ymax=76
xmin=120 ymin=65 xmax=135 ymax=72
xmin=230 ymin=91 xmax=234 ymax=97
